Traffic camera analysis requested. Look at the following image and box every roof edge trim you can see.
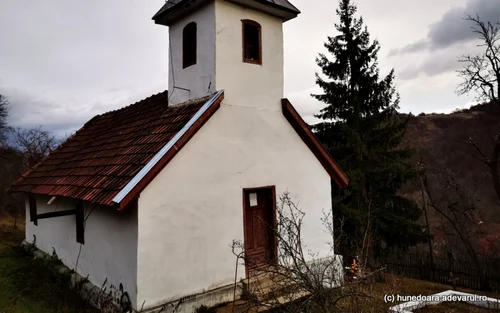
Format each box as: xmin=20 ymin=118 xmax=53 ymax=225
xmin=112 ymin=90 xmax=225 ymax=206
xmin=281 ymin=98 xmax=349 ymax=189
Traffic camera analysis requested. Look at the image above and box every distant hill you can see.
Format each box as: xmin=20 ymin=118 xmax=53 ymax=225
xmin=399 ymin=101 xmax=500 ymax=255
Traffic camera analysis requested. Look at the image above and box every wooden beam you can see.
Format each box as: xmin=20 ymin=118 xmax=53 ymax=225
xmin=36 ymin=209 xmax=77 ymax=220
xmin=29 ymin=193 xmax=38 ymax=226
xmin=76 ymin=201 xmax=85 ymax=244
xmin=29 ymin=199 xmax=86 ymax=244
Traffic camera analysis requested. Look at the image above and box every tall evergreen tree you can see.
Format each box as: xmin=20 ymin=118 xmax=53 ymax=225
xmin=312 ymin=0 xmax=425 ymax=262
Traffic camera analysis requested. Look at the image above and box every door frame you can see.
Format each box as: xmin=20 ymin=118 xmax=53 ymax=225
xmin=242 ymin=185 xmax=278 ymax=278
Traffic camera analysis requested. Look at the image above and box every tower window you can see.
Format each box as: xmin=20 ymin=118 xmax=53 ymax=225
xmin=242 ymin=20 xmax=262 ymax=65
xmin=183 ymin=22 xmax=197 ymax=68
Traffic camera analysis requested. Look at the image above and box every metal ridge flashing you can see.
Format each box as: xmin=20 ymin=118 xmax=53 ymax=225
xmin=111 ymin=90 xmax=224 ymax=205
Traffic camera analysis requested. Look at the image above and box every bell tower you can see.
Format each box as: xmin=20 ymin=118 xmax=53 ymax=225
xmin=153 ymin=0 xmax=300 ymax=108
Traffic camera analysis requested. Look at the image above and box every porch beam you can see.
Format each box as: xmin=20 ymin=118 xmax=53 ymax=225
xmin=36 ymin=209 xmax=77 ymax=220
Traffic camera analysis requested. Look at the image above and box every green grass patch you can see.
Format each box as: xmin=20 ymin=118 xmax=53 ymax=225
xmin=0 ymin=221 xmax=99 ymax=313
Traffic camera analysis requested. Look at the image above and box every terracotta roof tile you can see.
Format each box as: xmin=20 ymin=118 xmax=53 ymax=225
xmin=10 ymin=91 xmax=213 ymax=207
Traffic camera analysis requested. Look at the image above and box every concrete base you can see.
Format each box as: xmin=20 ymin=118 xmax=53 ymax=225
xmin=141 ymin=283 xmax=242 ymax=313
xmin=22 ymin=240 xmax=122 ymax=313
xmin=22 ymin=239 xmax=242 ymax=313
xmin=21 ymin=240 xmax=342 ymax=313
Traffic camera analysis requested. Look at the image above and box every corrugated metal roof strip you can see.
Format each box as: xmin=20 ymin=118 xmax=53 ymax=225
xmin=9 ymin=90 xmax=214 ymax=205
xmin=111 ymin=90 xmax=224 ymax=205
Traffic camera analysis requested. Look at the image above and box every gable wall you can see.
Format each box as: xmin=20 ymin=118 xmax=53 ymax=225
xmin=136 ymin=103 xmax=333 ymax=308
xmin=24 ymin=195 xmax=138 ymax=308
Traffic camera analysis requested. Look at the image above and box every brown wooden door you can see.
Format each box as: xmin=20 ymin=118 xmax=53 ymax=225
xmin=243 ymin=187 xmax=276 ymax=276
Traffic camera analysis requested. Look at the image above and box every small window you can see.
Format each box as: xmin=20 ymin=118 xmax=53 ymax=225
xmin=183 ymin=22 xmax=197 ymax=68
xmin=242 ymin=20 xmax=261 ymax=64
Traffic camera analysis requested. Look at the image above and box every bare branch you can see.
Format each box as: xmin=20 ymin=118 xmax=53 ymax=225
xmin=11 ymin=126 xmax=60 ymax=169
xmin=228 ymin=192 xmax=386 ymax=313
xmin=457 ymin=15 xmax=500 ymax=104
xmin=468 ymin=137 xmax=490 ymax=165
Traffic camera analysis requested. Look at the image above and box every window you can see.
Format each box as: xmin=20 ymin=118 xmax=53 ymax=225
xmin=183 ymin=22 xmax=197 ymax=68
xmin=242 ymin=20 xmax=261 ymax=64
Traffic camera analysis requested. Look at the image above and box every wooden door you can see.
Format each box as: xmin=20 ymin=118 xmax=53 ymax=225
xmin=243 ymin=187 xmax=277 ymax=277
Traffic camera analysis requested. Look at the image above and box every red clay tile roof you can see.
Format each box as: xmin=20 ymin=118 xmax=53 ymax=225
xmin=9 ymin=91 xmax=218 ymax=207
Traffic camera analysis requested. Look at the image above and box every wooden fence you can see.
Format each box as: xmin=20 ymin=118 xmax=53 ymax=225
xmin=381 ymin=253 xmax=500 ymax=293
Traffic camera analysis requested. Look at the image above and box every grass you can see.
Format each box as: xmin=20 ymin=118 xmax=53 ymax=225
xmin=214 ymin=271 xmax=500 ymax=313
xmin=3 ymin=214 xmax=500 ymax=313
xmin=0 ymin=215 xmax=99 ymax=313
xmin=334 ymin=274 xmax=500 ymax=312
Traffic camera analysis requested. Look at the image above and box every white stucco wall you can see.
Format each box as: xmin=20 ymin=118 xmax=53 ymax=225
xmin=168 ymin=1 xmax=216 ymax=105
xmin=136 ymin=103 xmax=333 ymax=308
xmin=139 ymin=0 xmax=327 ymax=309
xmin=25 ymin=195 xmax=138 ymax=309
xmin=167 ymin=0 xmax=285 ymax=109
xmin=214 ymin=0 xmax=284 ymax=110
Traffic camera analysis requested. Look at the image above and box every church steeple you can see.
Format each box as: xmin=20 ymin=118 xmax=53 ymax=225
xmin=153 ymin=0 xmax=300 ymax=107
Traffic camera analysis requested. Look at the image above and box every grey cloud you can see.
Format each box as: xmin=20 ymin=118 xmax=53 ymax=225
xmin=396 ymin=55 xmax=459 ymax=80
xmin=0 ymin=0 xmax=167 ymax=136
xmin=390 ymin=0 xmax=500 ymax=55
xmin=388 ymin=39 xmax=429 ymax=56
xmin=2 ymin=82 xmax=167 ymax=137
xmin=3 ymin=88 xmax=89 ymax=136
xmin=0 ymin=0 xmax=477 ymax=132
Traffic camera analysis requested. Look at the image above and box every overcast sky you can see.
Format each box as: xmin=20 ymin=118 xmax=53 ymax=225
xmin=1 ymin=0 xmax=498 ymax=136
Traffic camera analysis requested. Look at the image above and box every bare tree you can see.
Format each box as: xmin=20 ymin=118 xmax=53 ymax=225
xmin=12 ymin=126 xmax=59 ymax=169
xmin=416 ymin=151 xmax=435 ymax=276
xmin=420 ymin=164 xmax=491 ymax=290
xmin=457 ymin=15 xmax=500 ymax=202
xmin=0 ymin=94 xmax=9 ymax=145
xmin=230 ymin=192 xmax=384 ymax=313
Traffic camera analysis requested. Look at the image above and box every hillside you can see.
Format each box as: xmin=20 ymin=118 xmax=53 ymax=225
xmin=400 ymin=101 xmax=500 ymax=255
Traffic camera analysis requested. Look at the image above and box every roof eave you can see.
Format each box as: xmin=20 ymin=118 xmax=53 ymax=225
xmin=231 ymin=0 xmax=299 ymax=21
xmin=247 ymin=0 xmax=300 ymax=15
xmin=281 ymin=98 xmax=349 ymax=189
xmin=112 ymin=90 xmax=225 ymax=210
xmin=153 ymin=0 xmax=299 ymax=26
xmin=153 ymin=0 xmax=211 ymax=27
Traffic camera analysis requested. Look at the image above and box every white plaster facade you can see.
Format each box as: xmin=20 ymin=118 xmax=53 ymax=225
xmin=25 ymin=195 xmax=138 ymax=308
xmin=168 ymin=1 xmax=216 ymax=105
xmin=168 ymin=0 xmax=284 ymax=109
xmin=136 ymin=103 xmax=333 ymax=308
xmin=214 ymin=0 xmax=285 ymax=109
xmin=24 ymin=1 xmax=343 ymax=311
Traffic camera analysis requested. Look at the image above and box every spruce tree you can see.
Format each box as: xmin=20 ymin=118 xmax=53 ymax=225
xmin=312 ymin=0 xmax=425 ymax=261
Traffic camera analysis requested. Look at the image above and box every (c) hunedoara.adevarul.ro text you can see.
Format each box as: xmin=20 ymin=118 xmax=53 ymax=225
xmin=383 ymin=293 xmax=487 ymax=303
